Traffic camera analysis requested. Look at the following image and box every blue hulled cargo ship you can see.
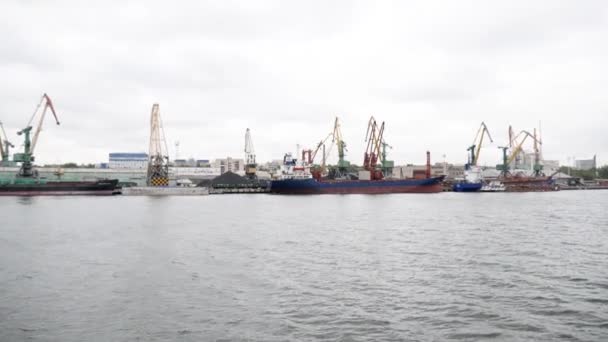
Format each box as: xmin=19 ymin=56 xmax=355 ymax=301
xmin=452 ymin=182 xmax=482 ymax=192
xmin=270 ymin=176 xmax=445 ymax=194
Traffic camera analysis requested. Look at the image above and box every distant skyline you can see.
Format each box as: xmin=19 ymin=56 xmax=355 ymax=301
xmin=1 ymin=1 xmax=606 ymax=166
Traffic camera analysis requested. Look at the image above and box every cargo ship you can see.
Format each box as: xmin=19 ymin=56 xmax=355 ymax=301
xmin=270 ymin=151 xmax=444 ymax=195
xmin=0 ymin=93 xmax=121 ymax=196
xmin=453 ymin=182 xmax=482 ymax=192
xmin=500 ymin=176 xmax=559 ymax=192
xmin=270 ymin=175 xmax=444 ymax=194
xmin=0 ymin=178 xmax=120 ymax=196
xmin=453 ymin=166 xmax=483 ymax=192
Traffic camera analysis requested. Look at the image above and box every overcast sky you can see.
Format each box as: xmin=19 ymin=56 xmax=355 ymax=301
xmin=1 ymin=0 xmax=606 ymax=166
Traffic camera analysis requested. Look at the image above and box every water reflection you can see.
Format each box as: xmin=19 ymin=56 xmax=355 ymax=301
xmin=17 ymin=196 xmax=35 ymax=205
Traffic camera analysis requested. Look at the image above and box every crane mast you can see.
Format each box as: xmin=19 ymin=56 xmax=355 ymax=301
xmin=244 ymin=128 xmax=257 ymax=179
xmin=146 ymin=104 xmax=169 ymax=186
xmin=13 ymin=94 xmax=60 ymax=178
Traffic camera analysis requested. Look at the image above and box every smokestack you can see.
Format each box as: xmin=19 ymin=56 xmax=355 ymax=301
xmin=426 ymin=151 xmax=431 ymax=178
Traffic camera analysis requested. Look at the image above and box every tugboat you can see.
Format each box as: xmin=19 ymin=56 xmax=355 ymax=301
xmin=0 ymin=94 xmax=120 ymax=196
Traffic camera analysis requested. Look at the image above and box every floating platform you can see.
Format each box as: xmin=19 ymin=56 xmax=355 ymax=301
xmin=120 ymin=186 xmax=209 ymax=196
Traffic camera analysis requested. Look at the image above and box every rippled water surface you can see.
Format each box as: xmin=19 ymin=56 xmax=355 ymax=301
xmin=1 ymin=192 xmax=607 ymax=341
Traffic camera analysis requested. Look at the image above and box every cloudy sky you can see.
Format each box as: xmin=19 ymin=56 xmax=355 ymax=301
xmin=1 ymin=0 xmax=606 ymax=166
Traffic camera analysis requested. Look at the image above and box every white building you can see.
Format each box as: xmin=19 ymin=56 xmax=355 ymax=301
xmin=108 ymin=153 xmax=148 ymax=169
xmin=212 ymin=157 xmax=245 ymax=174
xmin=575 ymin=156 xmax=597 ymax=170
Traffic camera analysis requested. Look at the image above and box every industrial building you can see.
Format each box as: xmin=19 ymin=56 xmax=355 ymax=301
xmin=575 ymin=156 xmax=597 ymax=170
xmin=212 ymin=157 xmax=245 ymax=174
xmin=108 ymin=152 xmax=148 ymax=169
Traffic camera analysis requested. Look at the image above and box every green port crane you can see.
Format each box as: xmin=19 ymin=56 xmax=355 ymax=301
xmin=13 ymin=94 xmax=60 ymax=178
xmin=467 ymin=121 xmax=493 ymax=167
xmin=497 ymin=146 xmax=509 ymax=177
xmin=332 ymin=117 xmax=350 ymax=174
xmin=0 ymin=121 xmax=15 ymax=165
xmin=380 ymin=140 xmax=394 ymax=177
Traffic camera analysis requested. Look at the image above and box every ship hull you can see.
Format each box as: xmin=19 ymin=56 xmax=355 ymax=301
xmin=0 ymin=179 xmax=120 ymax=196
xmin=501 ymin=177 xmax=559 ymax=192
xmin=453 ymin=182 xmax=482 ymax=192
xmin=270 ymin=176 xmax=445 ymax=194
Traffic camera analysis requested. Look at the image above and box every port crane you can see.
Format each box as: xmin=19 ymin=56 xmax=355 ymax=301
xmin=146 ymin=104 xmax=169 ymax=186
xmin=0 ymin=121 xmax=14 ymax=165
xmin=332 ymin=117 xmax=350 ymax=175
xmin=310 ymin=133 xmax=333 ymax=165
xmin=467 ymin=122 xmax=493 ymax=167
xmin=498 ymin=129 xmax=542 ymax=176
xmin=13 ymin=93 xmax=60 ymax=177
xmin=380 ymin=140 xmax=393 ymax=177
xmin=305 ymin=117 xmax=350 ymax=179
xmin=244 ymin=128 xmax=257 ymax=179
xmin=364 ymin=116 xmax=385 ymax=180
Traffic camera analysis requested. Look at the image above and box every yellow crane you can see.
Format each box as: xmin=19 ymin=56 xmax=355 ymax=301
xmin=467 ymin=122 xmax=493 ymax=166
xmin=332 ymin=117 xmax=349 ymax=171
xmin=507 ymin=130 xmax=541 ymax=165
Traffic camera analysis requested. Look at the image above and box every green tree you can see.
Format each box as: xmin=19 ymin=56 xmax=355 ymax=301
xmin=598 ymin=166 xmax=608 ymax=179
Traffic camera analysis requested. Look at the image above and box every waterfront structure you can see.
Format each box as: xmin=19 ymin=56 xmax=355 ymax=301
xmin=196 ymin=159 xmax=210 ymax=167
xmin=394 ymin=164 xmax=447 ymax=179
xmin=575 ymin=156 xmax=597 ymax=170
xmin=109 ymin=152 xmax=148 ymax=169
xmin=212 ymin=157 xmax=245 ymax=174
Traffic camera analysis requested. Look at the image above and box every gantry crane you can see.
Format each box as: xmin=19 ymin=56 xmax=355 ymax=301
xmin=364 ymin=116 xmax=385 ymax=180
xmin=244 ymin=128 xmax=257 ymax=179
xmin=467 ymin=122 xmax=493 ymax=167
xmin=146 ymin=104 xmax=169 ymax=186
xmin=0 ymin=121 xmax=15 ymax=166
xmin=13 ymin=93 xmax=60 ymax=177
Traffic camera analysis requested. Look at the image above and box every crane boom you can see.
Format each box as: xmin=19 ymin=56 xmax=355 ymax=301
xmin=467 ymin=122 xmax=493 ymax=166
xmin=0 ymin=121 xmax=7 ymax=160
xmin=507 ymin=130 xmax=541 ymax=165
xmin=363 ymin=116 xmax=385 ymax=180
xmin=30 ymin=94 xmax=60 ymax=154
xmin=311 ymin=133 xmax=333 ymax=164
xmin=13 ymin=94 xmax=60 ymax=177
